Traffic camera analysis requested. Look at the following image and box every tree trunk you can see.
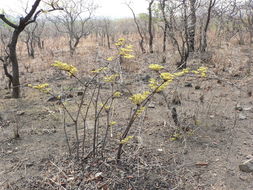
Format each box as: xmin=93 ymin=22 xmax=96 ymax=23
xmin=200 ymin=0 xmax=216 ymax=52
xmin=0 ymin=56 xmax=13 ymax=89
xmin=127 ymin=4 xmax=146 ymax=53
xmin=9 ymin=29 xmax=21 ymax=98
xmin=188 ymin=0 xmax=196 ymax=52
xmin=148 ymin=0 xmax=154 ymax=53
xmin=162 ymin=22 xmax=167 ymax=63
xmin=106 ymin=33 xmax=111 ymax=49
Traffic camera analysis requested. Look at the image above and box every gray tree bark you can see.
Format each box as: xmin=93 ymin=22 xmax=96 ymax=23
xmin=188 ymin=0 xmax=197 ymax=52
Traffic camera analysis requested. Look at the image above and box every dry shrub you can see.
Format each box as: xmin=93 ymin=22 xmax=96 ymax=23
xmin=211 ymin=50 xmax=232 ymax=74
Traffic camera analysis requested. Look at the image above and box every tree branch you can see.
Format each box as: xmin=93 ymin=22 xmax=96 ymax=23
xmin=0 ymin=14 xmax=18 ymax=29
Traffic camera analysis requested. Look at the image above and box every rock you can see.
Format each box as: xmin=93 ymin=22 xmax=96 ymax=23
xmin=148 ymin=103 xmax=155 ymax=108
xmin=185 ymin=82 xmax=192 ymax=87
xmin=233 ymin=73 xmax=241 ymax=78
xmin=195 ymin=85 xmax=201 ymax=90
xmin=235 ymin=104 xmax=243 ymax=111
xmin=95 ymin=172 xmax=103 ymax=178
xmin=246 ymin=155 xmax=253 ymax=159
xmin=47 ymin=96 xmax=59 ymax=102
xmin=16 ymin=111 xmax=25 ymax=116
xmin=239 ymin=113 xmax=247 ymax=120
xmin=141 ymin=75 xmax=151 ymax=83
xmin=77 ymin=91 xmax=84 ymax=96
xmin=26 ymin=162 xmax=34 ymax=167
xmin=239 ymin=159 xmax=253 ymax=173
xmin=65 ymin=94 xmax=73 ymax=99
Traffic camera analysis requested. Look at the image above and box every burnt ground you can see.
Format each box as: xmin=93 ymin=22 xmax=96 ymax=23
xmin=0 ymin=42 xmax=253 ymax=190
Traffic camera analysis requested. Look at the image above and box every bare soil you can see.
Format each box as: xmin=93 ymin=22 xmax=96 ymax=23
xmin=0 ymin=41 xmax=253 ymax=190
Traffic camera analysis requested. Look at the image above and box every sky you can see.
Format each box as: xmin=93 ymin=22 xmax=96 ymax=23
xmin=1 ymin=0 xmax=148 ymax=18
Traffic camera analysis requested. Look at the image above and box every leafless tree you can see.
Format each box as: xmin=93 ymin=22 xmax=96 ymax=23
xmin=188 ymin=0 xmax=197 ymax=52
xmin=239 ymin=0 xmax=253 ymax=44
xmin=97 ymin=18 xmax=113 ymax=49
xmin=23 ymin=22 xmax=38 ymax=58
xmin=126 ymin=3 xmax=146 ymax=53
xmin=51 ymin=0 xmax=97 ymax=56
xmin=148 ymin=0 xmax=155 ymax=53
xmin=0 ymin=0 xmax=62 ymax=98
xmin=160 ymin=0 xmax=190 ymax=68
xmin=200 ymin=0 xmax=216 ymax=52
xmin=0 ymin=56 xmax=12 ymax=89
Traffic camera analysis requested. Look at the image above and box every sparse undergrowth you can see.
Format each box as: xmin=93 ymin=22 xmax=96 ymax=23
xmin=0 ymin=39 xmax=253 ymax=190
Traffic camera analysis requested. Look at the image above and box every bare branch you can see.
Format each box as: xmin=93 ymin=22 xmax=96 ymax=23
xmin=0 ymin=14 xmax=18 ymax=29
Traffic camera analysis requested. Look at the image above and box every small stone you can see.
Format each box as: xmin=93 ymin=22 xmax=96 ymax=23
xmin=239 ymin=114 xmax=247 ymax=120
xmin=217 ymin=80 xmax=222 ymax=84
xmin=67 ymin=176 xmax=74 ymax=182
xmin=66 ymin=94 xmax=73 ymax=99
xmin=95 ymin=172 xmax=103 ymax=178
xmin=148 ymin=103 xmax=155 ymax=108
xmin=141 ymin=75 xmax=151 ymax=82
xmin=235 ymin=104 xmax=243 ymax=111
xmin=246 ymin=155 xmax=253 ymax=159
xmin=16 ymin=111 xmax=25 ymax=116
xmin=77 ymin=91 xmax=84 ymax=96
xmin=26 ymin=162 xmax=34 ymax=167
xmin=239 ymin=159 xmax=253 ymax=173
xmin=195 ymin=85 xmax=201 ymax=90
xmin=210 ymin=115 xmax=215 ymax=118
xmin=47 ymin=96 xmax=59 ymax=102
xmin=157 ymin=148 xmax=163 ymax=152
xmin=185 ymin=82 xmax=192 ymax=87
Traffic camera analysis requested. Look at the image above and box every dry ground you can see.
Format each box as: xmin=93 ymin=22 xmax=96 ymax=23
xmin=0 ymin=38 xmax=253 ymax=190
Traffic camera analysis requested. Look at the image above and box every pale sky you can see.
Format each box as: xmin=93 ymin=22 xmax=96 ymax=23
xmin=1 ymin=0 xmax=148 ymax=18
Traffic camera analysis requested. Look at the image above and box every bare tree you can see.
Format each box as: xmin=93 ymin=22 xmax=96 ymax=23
xmin=100 ymin=18 xmax=113 ymax=49
xmin=0 ymin=0 xmax=62 ymax=98
xmin=0 ymin=56 xmax=12 ymax=89
xmin=33 ymin=19 xmax=46 ymax=49
xmin=23 ymin=22 xmax=38 ymax=58
xmin=160 ymin=0 xmax=189 ymax=68
xmin=200 ymin=0 xmax=216 ymax=52
xmin=51 ymin=0 xmax=97 ymax=56
xmin=148 ymin=0 xmax=155 ymax=53
xmin=126 ymin=3 xmax=146 ymax=53
xmin=239 ymin=0 xmax=253 ymax=44
xmin=188 ymin=0 xmax=197 ymax=52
